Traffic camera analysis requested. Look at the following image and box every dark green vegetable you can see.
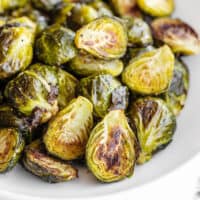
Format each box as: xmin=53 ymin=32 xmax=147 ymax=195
xmin=0 ymin=128 xmax=25 ymax=173
xmin=129 ymin=97 xmax=176 ymax=164
xmin=23 ymin=140 xmax=78 ymax=183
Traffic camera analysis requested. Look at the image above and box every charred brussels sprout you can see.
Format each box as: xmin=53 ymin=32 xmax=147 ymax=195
xmin=86 ymin=110 xmax=137 ymax=182
xmin=69 ymin=52 xmax=123 ymax=77
xmin=5 ymin=63 xmax=59 ymax=125
xmin=0 ymin=128 xmax=25 ymax=173
xmin=35 ymin=25 xmax=77 ymax=66
xmin=0 ymin=17 xmax=36 ymax=79
xmin=137 ymin=0 xmax=174 ymax=17
xmin=75 ymin=16 xmax=128 ymax=59
xmin=44 ymin=96 xmax=94 ymax=160
xmin=151 ymin=18 xmax=200 ymax=55
xmin=130 ymin=97 xmax=176 ymax=164
xmin=162 ymin=60 xmax=189 ymax=116
xmin=0 ymin=0 xmax=28 ymax=13
xmin=23 ymin=140 xmax=78 ymax=183
xmin=78 ymin=74 xmax=129 ymax=118
xmin=122 ymin=45 xmax=175 ymax=95
xmin=127 ymin=17 xmax=153 ymax=47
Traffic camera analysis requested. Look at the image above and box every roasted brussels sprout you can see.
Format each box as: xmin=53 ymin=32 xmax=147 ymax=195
xmin=75 ymin=16 xmax=128 ymax=59
xmin=0 ymin=0 xmax=28 ymax=13
xmin=151 ymin=18 xmax=200 ymax=55
xmin=137 ymin=0 xmax=174 ymax=17
xmin=0 ymin=17 xmax=36 ymax=79
xmin=86 ymin=110 xmax=137 ymax=182
xmin=78 ymin=74 xmax=129 ymax=118
xmin=129 ymin=97 xmax=176 ymax=164
xmin=31 ymin=0 xmax=62 ymax=12
xmin=36 ymin=25 xmax=77 ymax=66
xmin=0 ymin=128 xmax=25 ymax=173
xmin=23 ymin=140 xmax=78 ymax=183
xmin=5 ymin=63 xmax=59 ymax=125
xmin=44 ymin=96 xmax=94 ymax=160
xmin=122 ymin=45 xmax=175 ymax=95
xmin=127 ymin=17 xmax=153 ymax=47
xmin=69 ymin=52 xmax=123 ymax=77
xmin=162 ymin=60 xmax=189 ymax=116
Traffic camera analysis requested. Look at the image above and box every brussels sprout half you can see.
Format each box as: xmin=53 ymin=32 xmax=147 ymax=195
xmin=0 ymin=0 xmax=28 ymax=13
xmin=86 ymin=110 xmax=137 ymax=182
xmin=75 ymin=16 xmax=128 ymax=59
xmin=129 ymin=97 xmax=176 ymax=164
xmin=69 ymin=52 xmax=123 ymax=77
xmin=162 ymin=60 xmax=189 ymax=116
xmin=0 ymin=128 xmax=25 ymax=173
xmin=137 ymin=0 xmax=174 ymax=17
xmin=78 ymin=74 xmax=129 ymax=118
xmin=122 ymin=45 xmax=175 ymax=95
xmin=44 ymin=96 xmax=94 ymax=161
xmin=36 ymin=25 xmax=77 ymax=66
xmin=23 ymin=140 xmax=78 ymax=183
xmin=151 ymin=18 xmax=200 ymax=55
xmin=0 ymin=17 xmax=36 ymax=79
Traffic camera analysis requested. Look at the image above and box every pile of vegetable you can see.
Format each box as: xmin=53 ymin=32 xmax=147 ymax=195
xmin=0 ymin=0 xmax=199 ymax=183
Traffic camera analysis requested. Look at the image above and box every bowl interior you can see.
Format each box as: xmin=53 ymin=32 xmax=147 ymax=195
xmin=0 ymin=0 xmax=200 ymax=199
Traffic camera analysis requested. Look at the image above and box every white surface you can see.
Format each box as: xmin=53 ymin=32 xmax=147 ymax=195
xmin=0 ymin=0 xmax=200 ymax=199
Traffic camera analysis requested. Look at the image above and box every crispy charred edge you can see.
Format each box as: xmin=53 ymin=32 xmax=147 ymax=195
xmin=22 ymin=141 xmax=78 ymax=183
xmin=151 ymin=18 xmax=199 ymax=41
xmin=1 ymin=129 xmax=25 ymax=173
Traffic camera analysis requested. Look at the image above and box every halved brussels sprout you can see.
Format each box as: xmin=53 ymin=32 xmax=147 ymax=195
xmin=0 ymin=128 xmax=25 ymax=173
xmin=57 ymin=69 xmax=78 ymax=109
xmin=69 ymin=52 xmax=123 ymax=77
xmin=0 ymin=17 xmax=36 ymax=79
xmin=151 ymin=18 xmax=200 ymax=55
xmin=78 ymin=74 xmax=129 ymax=118
xmin=162 ymin=60 xmax=189 ymax=116
xmin=122 ymin=45 xmax=175 ymax=95
xmin=75 ymin=16 xmax=128 ymax=59
xmin=127 ymin=17 xmax=153 ymax=47
xmin=86 ymin=110 xmax=137 ymax=182
xmin=129 ymin=97 xmax=176 ymax=164
xmin=35 ymin=25 xmax=77 ymax=66
xmin=44 ymin=96 xmax=94 ymax=160
xmin=109 ymin=0 xmax=137 ymax=17
xmin=31 ymin=0 xmax=61 ymax=12
xmin=5 ymin=63 xmax=59 ymax=125
xmin=137 ymin=0 xmax=174 ymax=17
xmin=23 ymin=140 xmax=78 ymax=183
xmin=0 ymin=0 xmax=28 ymax=13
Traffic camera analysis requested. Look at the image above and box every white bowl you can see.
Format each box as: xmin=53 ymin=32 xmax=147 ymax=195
xmin=0 ymin=0 xmax=200 ymax=199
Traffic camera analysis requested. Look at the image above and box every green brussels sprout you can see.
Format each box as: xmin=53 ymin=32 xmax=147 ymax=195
xmin=75 ymin=16 xmax=128 ymax=60
xmin=31 ymin=0 xmax=62 ymax=12
xmin=151 ymin=18 xmax=200 ymax=55
xmin=44 ymin=96 xmax=94 ymax=160
xmin=57 ymin=69 xmax=78 ymax=109
xmin=127 ymin=17 xmax=153 ymax=47
xmin=86 ymin=110 xmax=137 ymax=182
xmin=122 ymin=45 xmax=175 ymax=95
xmin=0 ymin=17 xmax=36 ymax=79
xmin=0 ymin=0 xmax=28 ymax=13
xmin=137 ymin=0 xmax=174 ymax=17
xmin=129 ymin=97 xmax=176 ymax=164
xmin=162 ymin=60 xmax=189 ymax=116
xmin=0 ymin=128 xmax=25 ymax=173
xmin=71 ymin=4 xmax=99 ymax=26
xmin=69 ymin=52 xmax=123 ymax=77
xmin=23 ymin=140 xmax=78 ymax=183
xmin=5 ymin=63 xmax=59 ymax=125
xmin=36 ymin=25 xmax=77 ymax=66
xmin=78 ymin=74 xmax=129 ymax=118
xmin=89 ymin=0 xmax=113 ymax=17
